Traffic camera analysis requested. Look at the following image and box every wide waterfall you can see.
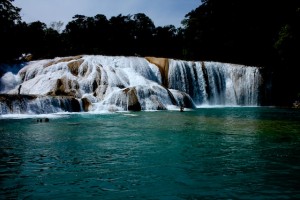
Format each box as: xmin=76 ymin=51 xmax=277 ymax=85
xmin=0 ymin=55 xmax=263 ymax=114
xmin=168 ymin=60 xmax=262 ymax=106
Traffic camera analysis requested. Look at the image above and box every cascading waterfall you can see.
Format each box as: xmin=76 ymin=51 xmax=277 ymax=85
xmin=168 ymin=60 xmax=262 ymax=106
xmin=0 ymin=95 xmax=81 ymax=114
xmin=0 ymin=55 xmax=263 ymax=114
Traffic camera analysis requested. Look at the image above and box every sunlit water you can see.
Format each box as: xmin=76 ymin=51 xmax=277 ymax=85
xmin=1 ymin=108 xmax=300 ymax=199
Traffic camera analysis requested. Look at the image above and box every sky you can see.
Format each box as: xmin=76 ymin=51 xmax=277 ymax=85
xmin=13 ymin=0 xmax=201 ymax=28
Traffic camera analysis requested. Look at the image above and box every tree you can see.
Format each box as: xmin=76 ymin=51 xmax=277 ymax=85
xmin=63 ymin=15 xmax=88 ymax=54
xmin=25 ymin=21 xmax=47 ymax=58
xmin=0 ymin=0 xmax=21 ymax=27
xmin=182 ymin=0 xmax=300 ymax=105
xmin=44 ymin=27 xmax=64 ymax=58
xmin=154 ymin=25 xmax=177 ymax=57
xmin=63 ymin=14 xmax=110 ymax=55
xmin=132 ymin=13 xmax=155 ymax=55
xmin=0 ymin=0 xmax=22 ymax=62
xmin=108 ymin=14 xmax=135 ymax=55
xmin=182 ymin=0 xmax=293 ymax=65
xmin=50 ymin=21 xmax=64 ymax=33
xmin=91 ymin=14 xmax=109 ymax=54
xmin=272 ymin=6 xmax=300 ymax=105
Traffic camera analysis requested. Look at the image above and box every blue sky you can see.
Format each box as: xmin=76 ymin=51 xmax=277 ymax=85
xmin=13 ymin=0 xmax=201 ymax=28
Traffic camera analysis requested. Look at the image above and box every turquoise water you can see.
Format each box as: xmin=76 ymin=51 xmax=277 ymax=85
xmin=1 ymin=108 xmax=300 ymax=199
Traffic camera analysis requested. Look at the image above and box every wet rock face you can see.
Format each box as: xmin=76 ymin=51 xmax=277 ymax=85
xmin=70 ymin=98 xmax=81 ymax=112
xmin=81 ymin=98 xmax=91 ymax=112
xmin=44 ymin=55 xmax=83 ymax=68
xmin=67 ymin=59 xmax=84 ymax=76
xmin=125 ymin=88 xmax=141 ymax=111
xmin=47 ymin=78 xmax=79 ymax=97
xmin=145 ymin=57 xmax=169 ymax=88
xmin=181 ymin=92 xmax=196 ymax=108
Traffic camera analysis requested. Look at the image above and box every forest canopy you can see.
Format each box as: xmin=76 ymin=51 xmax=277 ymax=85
xmin=1 ymin=0 xmax=299 ymax=66
xmin=0 ymin=0 xmax=185 ymax=62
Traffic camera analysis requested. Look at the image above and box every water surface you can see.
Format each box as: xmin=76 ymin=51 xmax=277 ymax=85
xmin=1 ymin=107 xmax=300 ymax=199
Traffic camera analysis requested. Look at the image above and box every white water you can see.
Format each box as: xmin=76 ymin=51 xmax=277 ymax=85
xmin=168 ymin=60 xmax=262 ymax=106
xmin=0 ymin=55 xmax=263 ymax=114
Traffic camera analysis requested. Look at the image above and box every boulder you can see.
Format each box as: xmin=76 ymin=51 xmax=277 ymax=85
xmin=48 ymin=78 xmax=79 ymax=97
xmin=67 ymin=59 xmax=84 ymax=76
xmin=81 ymin=98 xmax=91 ymax=112
xmin=126 ymin=88 xmax=141 ymax=111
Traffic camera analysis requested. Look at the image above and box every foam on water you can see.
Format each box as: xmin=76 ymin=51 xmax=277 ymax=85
xmin=0 ymin=113 xmax=69 ymax=119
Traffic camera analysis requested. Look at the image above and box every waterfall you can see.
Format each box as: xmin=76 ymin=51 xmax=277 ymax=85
xmin=0 ymin=55 xmax=263 ymax=114
xmin=168 ymin=60 xmax=262 ymax=106
xmin=0 ymin=95 xmax=81 ymax=114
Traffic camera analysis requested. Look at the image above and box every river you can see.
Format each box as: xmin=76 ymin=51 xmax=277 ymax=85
xmin=1 ymin=107 xmax=300 ymax=199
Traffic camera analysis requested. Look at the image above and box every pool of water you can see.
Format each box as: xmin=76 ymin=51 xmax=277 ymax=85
xmin=1 ymin=107 xmax=300 ymax=199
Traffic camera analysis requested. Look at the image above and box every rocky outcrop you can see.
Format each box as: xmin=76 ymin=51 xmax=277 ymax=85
xmin=48 ymin=78 xmax=79 ymax=97
xmin=67 ymin=59 xmax=84 ymax=76
xmin=169 ymin=89 xmax=196 ymax=109
xmin=123 ymin=88 xmax=141 ymax=111
xmin=81 ymin=97 xmax=91 ymax=112
xmin=145 ymin=57 xmax=169 ymax=88
xmin=44 ymin=55 xmax=83 ymax=68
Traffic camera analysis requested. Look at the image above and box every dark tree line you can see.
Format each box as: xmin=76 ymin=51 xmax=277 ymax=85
xmin=182 ymin=0 xmax=300 ymax=105
xmin=0 ymin=1 xmax=185 ymax=62
xmin=1 ymin=0 xmax=300 ymax=105
xmin=183 ymin=0 xmax=300 ymax=66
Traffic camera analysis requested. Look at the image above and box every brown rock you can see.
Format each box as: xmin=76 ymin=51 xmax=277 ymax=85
xmin=81 ymin=98 xmax=91 ymax=112
xmin=145 ymin=57 xmax=169 ymax=88
xmin=79 ymin=62 xmax=89 ymax=77
xmin=24 ymin=54 xmax=33 ymax=61
xmin=44 ymin=55 xmax=83 ymax=68
xmin=48 ymin=78 xmax=77 ymax=97
xmin=126 ymin=88 xmax=141 ymax=111
xmin=67 ymin=59 xmax=84 ymax=76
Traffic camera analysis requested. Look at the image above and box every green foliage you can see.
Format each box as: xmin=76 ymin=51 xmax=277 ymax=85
xmin=0 ymin=0 xmax=21 ymax=26
xmin=275 ymin=25 xmax=293 ymax=48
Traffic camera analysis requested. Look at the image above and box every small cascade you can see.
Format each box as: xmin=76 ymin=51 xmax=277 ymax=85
xmin=168 ymin=60 xmax=207 ymax=105
xmin=0 ymin=95 xmax=81 ymax=114
xmin=0 ymin=55 xmax=264 ymax=114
